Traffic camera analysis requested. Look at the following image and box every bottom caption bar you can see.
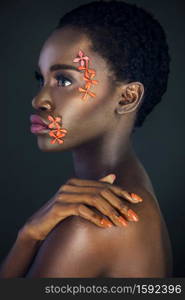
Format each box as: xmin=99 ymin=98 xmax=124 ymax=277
xmin=0 ymin=278 xmax=184 ymax=299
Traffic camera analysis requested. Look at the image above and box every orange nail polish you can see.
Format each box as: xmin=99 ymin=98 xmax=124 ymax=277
xmin=128 ymin=209 xmax=139 ymax=221
xmin=117 ymin=216 xmax=128 ymax=227
xmin=100 ymin=218 xmax=112 ymax=227
xmin=130 ymin=193 xmax=143 ymax=202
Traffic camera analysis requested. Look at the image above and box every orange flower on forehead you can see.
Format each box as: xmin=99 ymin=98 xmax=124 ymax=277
xmin=47 ymin=115 xmax=67 ymax=144
xmin=73 ymin=49 xmax=98 ymax=101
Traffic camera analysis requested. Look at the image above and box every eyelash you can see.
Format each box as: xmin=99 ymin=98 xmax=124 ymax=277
xmin=34 ymin=71 xmax=72 ymax=87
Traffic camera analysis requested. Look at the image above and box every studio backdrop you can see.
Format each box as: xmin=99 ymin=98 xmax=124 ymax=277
xmin=0 ymin=0 xmax=185 ymax=277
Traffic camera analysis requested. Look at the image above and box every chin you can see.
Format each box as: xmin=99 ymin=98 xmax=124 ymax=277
xmin=35 ymin=131 xmax=94 ymax=152
xmin=36 ymin=135 xmax=69 ymax=152
xmin=36 ymin=134 xmax=85 ymax=152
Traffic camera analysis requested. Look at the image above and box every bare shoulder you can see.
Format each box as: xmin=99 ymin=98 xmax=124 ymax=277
xmin=103 ymin=185 xmax=173 ymax=277
xmin=25 ymin=214 xmax=115 ymax=277
xmin=26 ymin=186 xmax=172 ymax=278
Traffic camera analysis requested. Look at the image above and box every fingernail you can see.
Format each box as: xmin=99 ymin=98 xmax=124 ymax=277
xmin=105 ymin=174 xmax=116 ymax=184
xmin=100 ymin=218 xmax=113 ymax=227
xmin=117 ymin=216 xmax=128 ymax=227
xmin=107 ymin=174 xmax=116 ymax=181
xmin=110 ymin=174 xmax=116 ymax=180
xmin=128 ymin=209 xmax=139 ymax=221
xmin=131 ymin=193 xmax=143 ymax=202
xmin=122 ymin=191 xmax=134 ymax=201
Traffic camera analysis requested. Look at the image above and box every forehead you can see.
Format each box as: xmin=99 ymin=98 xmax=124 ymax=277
xmin=38 ymin=27 xmax=108 ymax=74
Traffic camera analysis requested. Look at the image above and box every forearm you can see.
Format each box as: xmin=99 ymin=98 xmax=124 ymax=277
xmin=0 ymin=230 xmax=41 ymax=278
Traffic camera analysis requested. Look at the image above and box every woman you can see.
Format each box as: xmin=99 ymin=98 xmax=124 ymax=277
xmin=0 ymin=0 xmax=172 ymax=277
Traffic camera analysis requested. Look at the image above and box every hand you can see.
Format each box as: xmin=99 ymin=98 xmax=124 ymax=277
xmin=19 ymin=174 xmax=143 ymax=241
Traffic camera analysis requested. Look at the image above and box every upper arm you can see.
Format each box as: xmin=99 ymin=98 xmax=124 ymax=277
xmin=25 ymin=216 xmax=109 ymax=278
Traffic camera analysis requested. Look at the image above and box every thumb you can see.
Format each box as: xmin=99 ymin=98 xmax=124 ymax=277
xmin=99 ymin=173 xmax=116 ymax=184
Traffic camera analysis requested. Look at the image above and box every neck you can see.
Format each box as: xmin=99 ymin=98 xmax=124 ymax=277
xmin=71 ymin=129 xmax=138 ymax=181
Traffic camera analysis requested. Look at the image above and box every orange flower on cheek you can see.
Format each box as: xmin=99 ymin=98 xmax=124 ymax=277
xmin=78 ymin=87 xmax=96 ymax=101
xmin=48 ymin=115 xmax=61 ymax=129
xmin=47 ymin=115 xmax=68 ymax=144
xmin=84 ymin=73 xmax=98 ymax=89
xmin=73 ymin=49 xmax=98 ymax=101
xmin=77 ymin=66 xmax=95 ymax=78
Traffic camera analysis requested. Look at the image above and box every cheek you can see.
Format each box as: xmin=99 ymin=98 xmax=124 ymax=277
xmin=56 ymin=92 xmax=113 ymax=143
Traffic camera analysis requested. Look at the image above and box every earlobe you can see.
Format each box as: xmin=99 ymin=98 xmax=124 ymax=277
xmin=116 ymin=82 xmax=144 ymax=114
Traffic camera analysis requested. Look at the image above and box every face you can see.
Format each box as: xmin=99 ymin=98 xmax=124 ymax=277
xmin=31 ymin=27 xmax=118 ymax=152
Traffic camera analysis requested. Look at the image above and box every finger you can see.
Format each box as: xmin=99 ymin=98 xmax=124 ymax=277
xmin=100 ymin=188 xmax=139 ymax=222
xmin=59 ymin=185 xmax=138 ymax=222
xmin=66 ymin=177 xmax=111 ymax=187
xmin=59 ymin=184 xmax=103 ymax=194
xmin=57 ymin=192 xmax=126 ymax=227
xmin=54 ymin=202 xmax=113 ymax=229
xmin=107 ymin=185 xmax=143 ymax=203
xmin=99 ymin=174 xmax=116 ymax=184
xmin=76 ymin=204 xmax=114 ymax=228
xmin=64 ymin=178 xmax=143 ymax=203
xmin=59 ymin=184 xmax=129 ymax=225
xmin=78 ymin=198 xmax=128 ymax=228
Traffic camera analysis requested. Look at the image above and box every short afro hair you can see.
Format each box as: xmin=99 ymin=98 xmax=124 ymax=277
xmin=54 ymin=0 xmax=170 ymax=129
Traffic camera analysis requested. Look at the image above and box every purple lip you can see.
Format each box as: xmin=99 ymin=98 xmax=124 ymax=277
xmin=30 ymin=124 xmax=50 ymax=134
xmin=30 ymin=114 xmax=49 ymax=127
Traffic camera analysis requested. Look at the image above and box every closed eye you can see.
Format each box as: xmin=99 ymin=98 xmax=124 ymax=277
xmin=34 ymin=71 xmax=72 ymax=87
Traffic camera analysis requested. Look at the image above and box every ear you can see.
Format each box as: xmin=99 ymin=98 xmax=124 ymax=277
xmin=116 ymin=82 xmax=144 ymax=114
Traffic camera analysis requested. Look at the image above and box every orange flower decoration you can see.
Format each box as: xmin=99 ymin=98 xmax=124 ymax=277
xmin=47 ymin=115 xmax=67 ymax=144
xmin=73 ymin=49 xmax=98 ymax=101
xmin=84 ymin=73 xmax=98 ymax=89
xmin=73 ymin=49 xmax=89 ymax=67
xmin=48 ymin=115 xmax=61 ymax=129
xmin=77 ymin=66 xmax=95 ymax=78
xmin=78 ymin=88 xmax=96 ymax=100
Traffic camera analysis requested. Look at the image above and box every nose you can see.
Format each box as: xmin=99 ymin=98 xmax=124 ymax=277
xmin=32 ymin=97 xmax=52 ymax=112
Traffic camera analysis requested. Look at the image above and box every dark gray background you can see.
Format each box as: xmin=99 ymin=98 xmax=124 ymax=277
xmin=0 ymin=0 xmax=184 ymax=277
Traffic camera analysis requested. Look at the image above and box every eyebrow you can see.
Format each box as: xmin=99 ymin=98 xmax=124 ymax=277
xmin=35 ymin=63 xmax=81 ymax=75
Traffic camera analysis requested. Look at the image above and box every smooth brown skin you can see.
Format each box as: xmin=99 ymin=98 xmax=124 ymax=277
xmin=20 ymin=175 xmax=141 ymax=241
xmin=0 ymin=27 xmax=172 ymax=277
xmin=0 ymin=174 xmax=141 ymax=278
